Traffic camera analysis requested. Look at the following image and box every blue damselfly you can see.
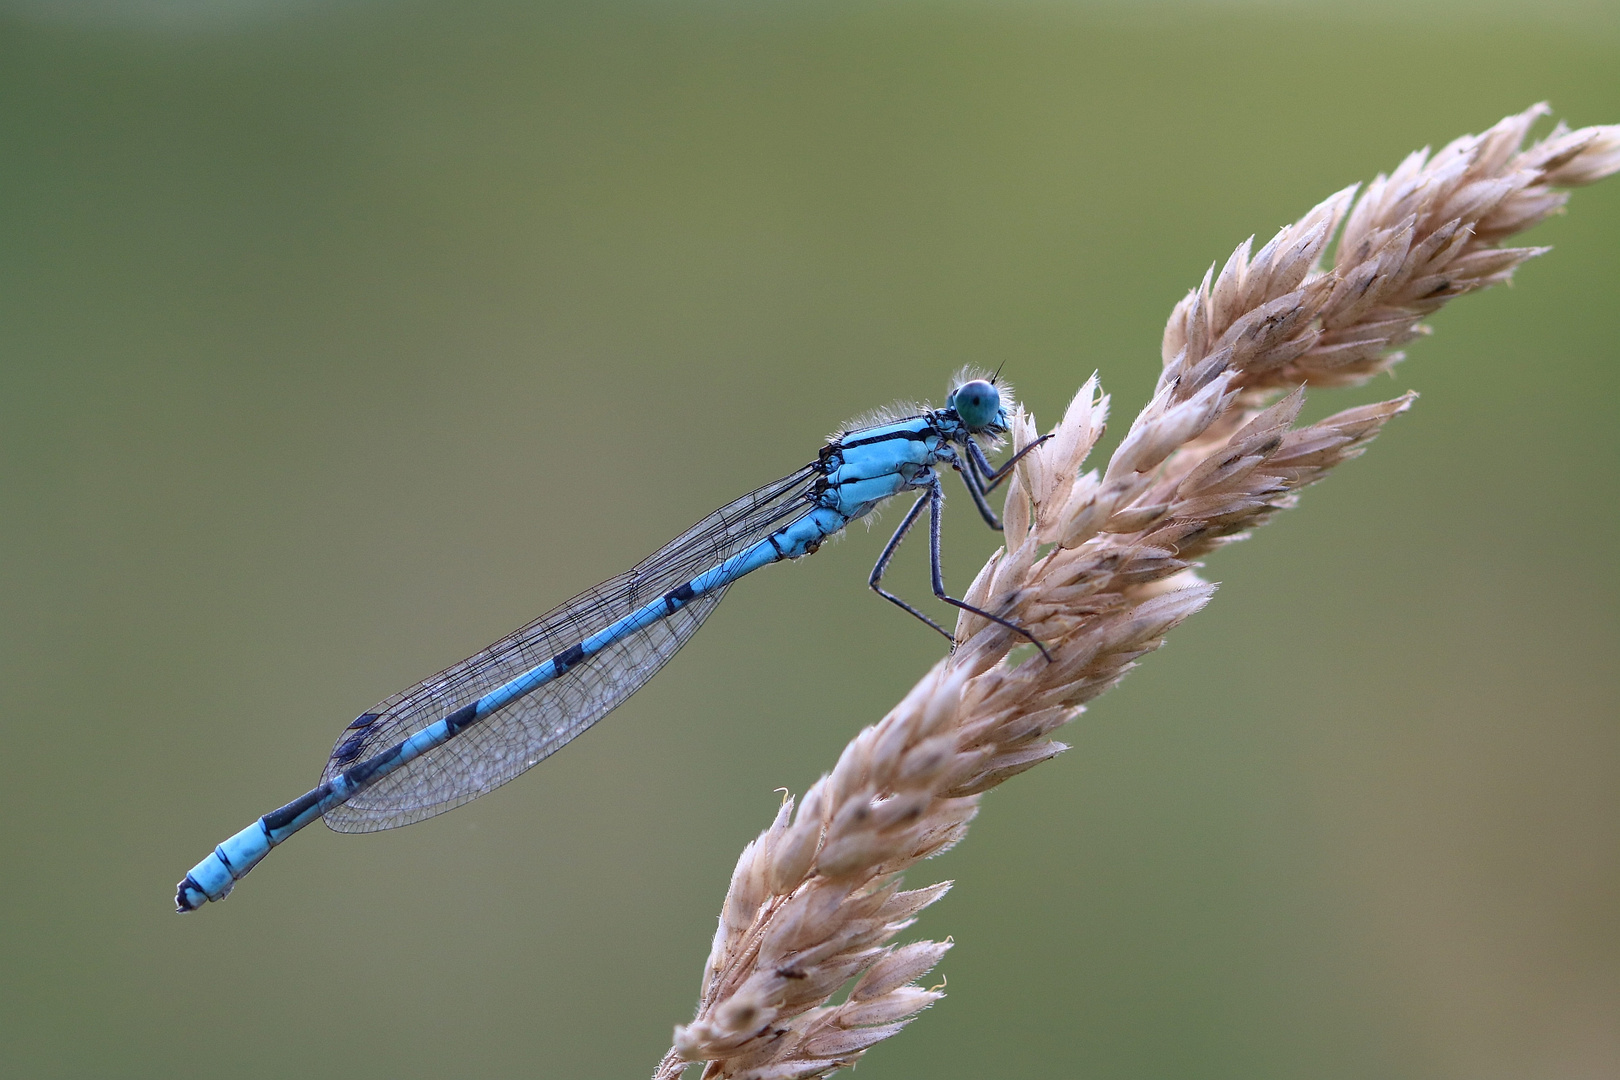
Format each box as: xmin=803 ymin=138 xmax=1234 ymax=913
xmin=176 ymin=373 xmax=1048 ymax=912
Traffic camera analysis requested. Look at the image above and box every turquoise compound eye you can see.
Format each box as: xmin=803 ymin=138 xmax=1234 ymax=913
xmin=950 ymin=379 xmax=1002 ymax=431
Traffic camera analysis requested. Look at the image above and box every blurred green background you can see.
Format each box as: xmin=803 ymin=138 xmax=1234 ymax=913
xmin=2 ymin=2 xmax=1616 ymax=1078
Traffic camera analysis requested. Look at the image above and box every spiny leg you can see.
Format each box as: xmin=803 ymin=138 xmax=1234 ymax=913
xmin=868 ymin=490 xmax=954 ymax=643
xmin=957 ymin=432 xmax=1055 ymax=530
xmin=926 ymin=475 xmax=1053 ymax=662
xmin=964 ymin=437 xmax=993 ymax=490
xmin=968 ymin=433 xmax=1054 ymax=494
xmin=958 ymin=451 xmax=1005 ymax=530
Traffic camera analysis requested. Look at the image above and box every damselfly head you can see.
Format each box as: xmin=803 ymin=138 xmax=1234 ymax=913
xmin=946 ymin=378 xmax=1005 ymax=432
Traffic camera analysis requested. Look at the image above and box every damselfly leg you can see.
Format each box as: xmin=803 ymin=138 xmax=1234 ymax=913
xmin=868 ymin=471 xmax=1053 ymax=662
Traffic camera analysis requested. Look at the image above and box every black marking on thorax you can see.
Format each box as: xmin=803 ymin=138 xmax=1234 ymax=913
xmin=836 ymin=419 xmax=939 ymax=451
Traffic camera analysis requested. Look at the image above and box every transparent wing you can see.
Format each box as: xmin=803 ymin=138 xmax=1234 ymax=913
xmin=319 ymin=464 xmax=818 ymax=833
